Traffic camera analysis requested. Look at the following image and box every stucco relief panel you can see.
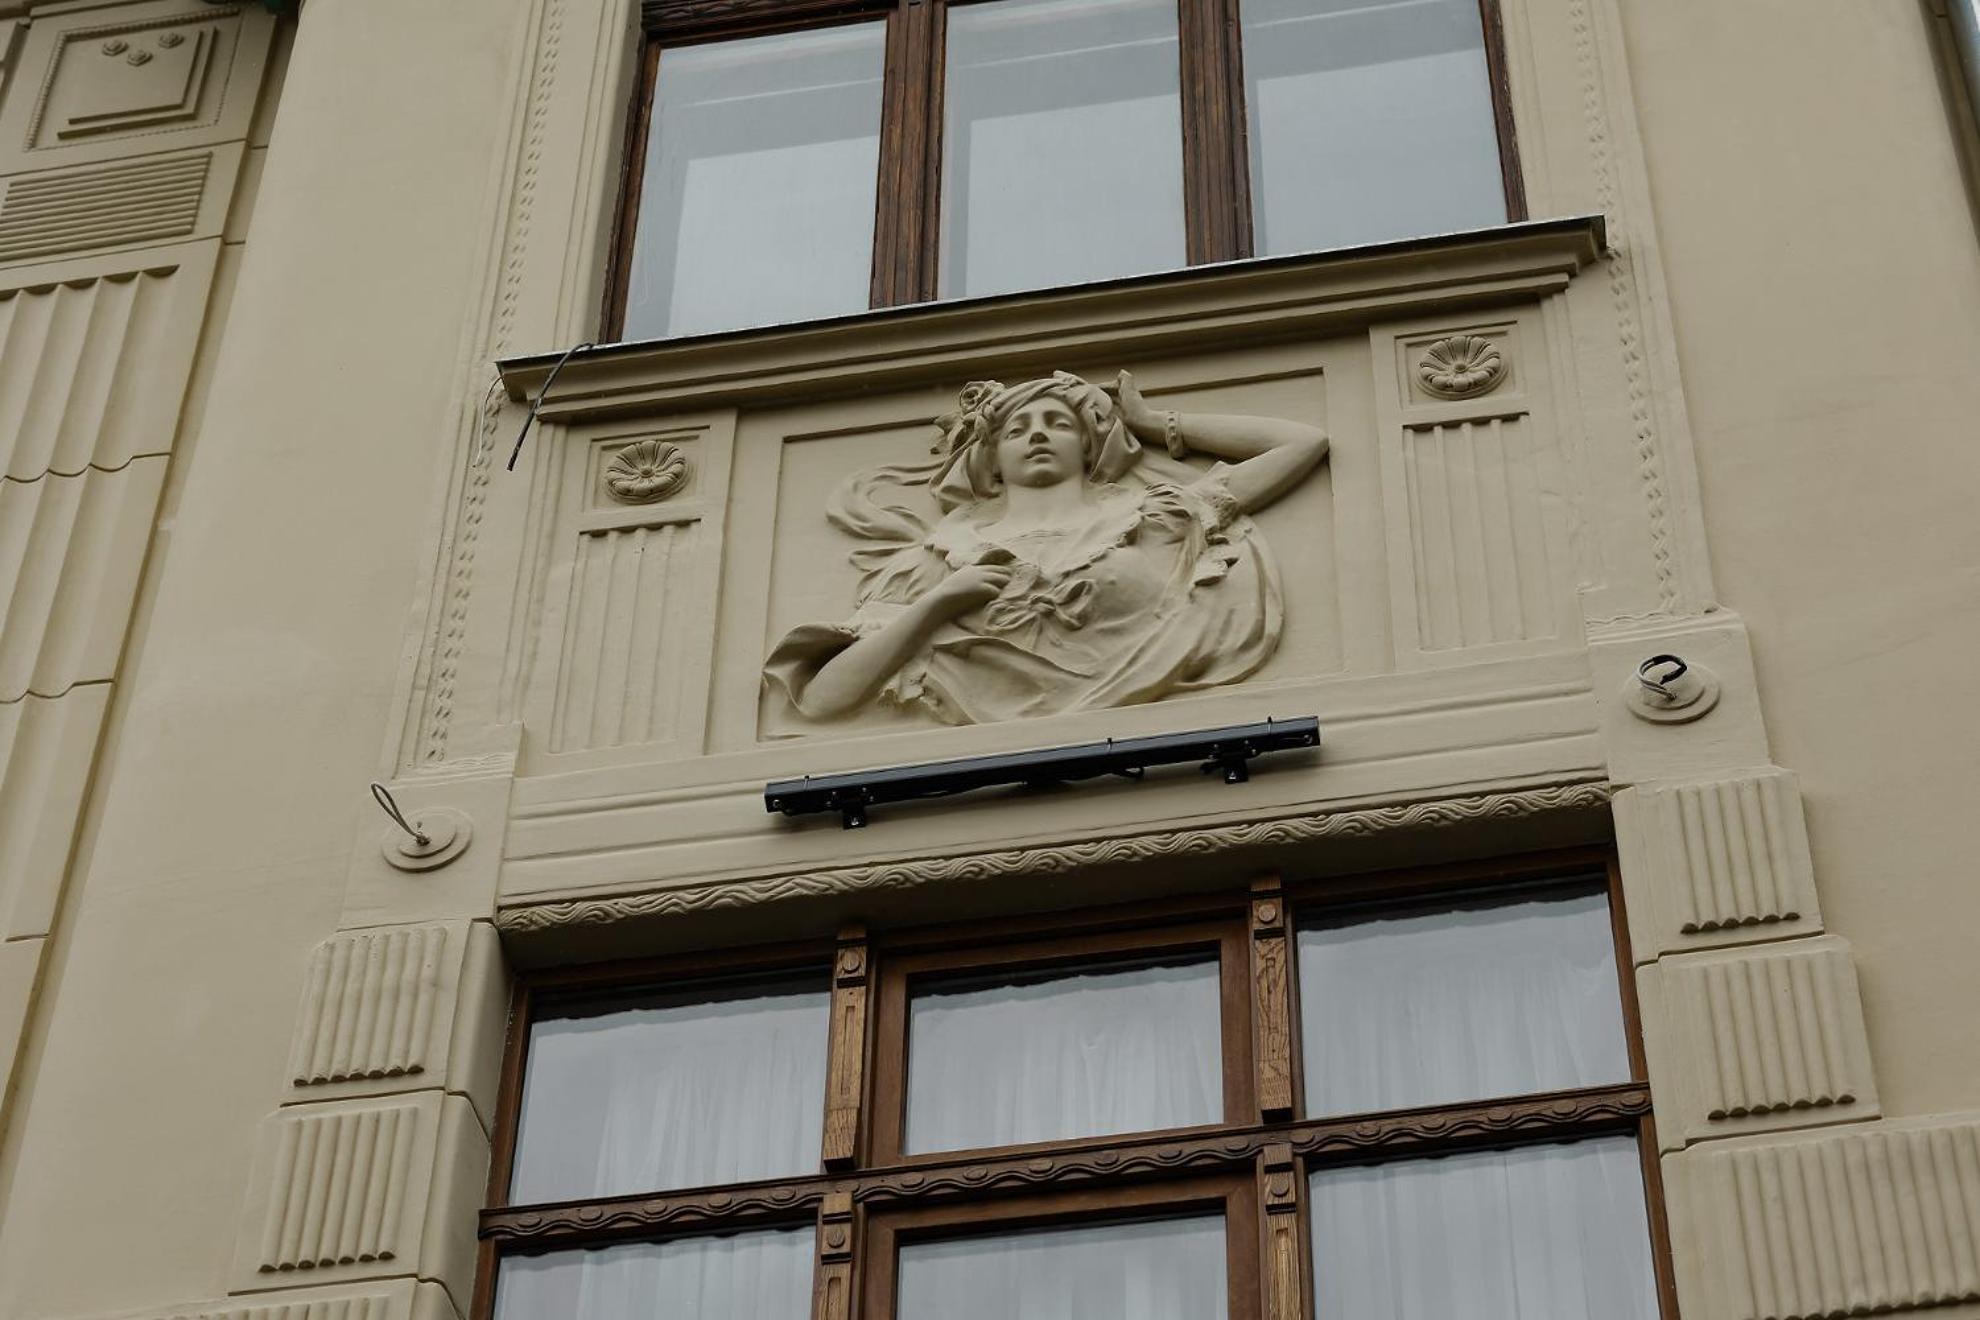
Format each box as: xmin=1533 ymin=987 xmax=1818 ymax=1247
xmin=750 ymin=348 xmax=1347 ymax=741
xmin=0 ymin=2 xmax=267 ymax=163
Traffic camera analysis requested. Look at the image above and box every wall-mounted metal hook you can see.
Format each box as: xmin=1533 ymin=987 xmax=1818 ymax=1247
xmin=369 ymin=782 xmax=472 ymax=871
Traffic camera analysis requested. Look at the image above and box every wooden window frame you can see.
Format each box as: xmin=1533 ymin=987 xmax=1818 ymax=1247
xmin=474 ymin=848 xmax=1675 ymax=1320
xmin=604 ymin=0 xmax=1528 ymax=338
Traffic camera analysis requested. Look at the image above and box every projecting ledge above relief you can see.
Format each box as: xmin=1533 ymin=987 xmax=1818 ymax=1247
xmin=763 ymin=370 xmax=1331 ymax=728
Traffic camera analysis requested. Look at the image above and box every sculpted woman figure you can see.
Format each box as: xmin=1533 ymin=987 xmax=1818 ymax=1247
xmin=764 ymin=370 xmax=1329 ymax=726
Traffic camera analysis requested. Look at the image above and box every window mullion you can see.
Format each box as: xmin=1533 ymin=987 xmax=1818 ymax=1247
xmin=871 ymin=0 xmax=945 ymax=306
xmin=1259 ymin=1142 xmax=1308 ymax=1320
xmin=823 ymin=924 xmax=873 ymax=1169
xmin=1176 ymin=0 xmax=1251 ymax=264
xmin=811 ymin=1191 xmax=858 ymax=1320
xmin=1249 ymin=878 xmax=1295 ymax=1122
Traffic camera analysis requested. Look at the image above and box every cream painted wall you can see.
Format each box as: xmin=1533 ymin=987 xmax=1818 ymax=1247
xmin=0 ymin=2 xmax=529 ymax=1316
xmin=1619 ymin=0 xmax=1980 ymax=1118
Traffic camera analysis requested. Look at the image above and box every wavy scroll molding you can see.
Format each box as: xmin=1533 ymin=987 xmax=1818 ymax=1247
xmin=495 ymin=780 xmax=1613 ymax=935
xmin=481 ymin=1085 xmax=1650 ymax=1249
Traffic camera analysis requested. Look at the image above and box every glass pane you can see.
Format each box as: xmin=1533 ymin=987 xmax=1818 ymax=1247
xmin=905 ymin=956 xmax=1220 ymax=1153
xmin=623 ymin=23 xmax=885 ymax=339
xmin=510 ymin=980 xmax=830 ymax=1202
xmin=1242 ymin=0 xmax=1508 ymax=255
xmin=941 ymin=0 xmax=1186 ymax=299
xmin=1309 ymin=1138 xmax=1659 ymax=1320
xmin=1298 ymin=888 xmax=1630 ymax=1116
xmin=899 ymin=1215 xmax=1228 ymax=1320
xmin=494 ymin=1227 xmax=813 ymax=1320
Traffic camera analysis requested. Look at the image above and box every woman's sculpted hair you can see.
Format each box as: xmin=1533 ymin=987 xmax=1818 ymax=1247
xmin=928 ymin=371 xmax=1143 ymax=508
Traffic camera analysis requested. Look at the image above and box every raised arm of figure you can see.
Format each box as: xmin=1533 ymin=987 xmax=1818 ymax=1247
xmin=1112 ymin=370 xmax=1329 ymax=514
xmin=796 ymin=562 xmax=1014 ymax=718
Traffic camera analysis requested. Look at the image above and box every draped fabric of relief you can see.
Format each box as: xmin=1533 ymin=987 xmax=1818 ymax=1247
xmin=1297 ymin=890 xmax=1630 ymax=1116
xmin=897 ymin=1216 xmax=1229 ymax=1320
xmin=1308 ymin=1138 xmax=1659 ymax=1320
xmin=493 ymin=1228 xmax=814 ymax=1320
xmin=905 ymin=958 xmax=1222 ymax=1152
xmin=510 ymin=984 xmax=831 ymax=1202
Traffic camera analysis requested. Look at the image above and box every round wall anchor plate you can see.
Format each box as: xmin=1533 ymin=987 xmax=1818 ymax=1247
xmin=1623 ymin=664 xmax=1722 ymax=724
xmin=382 ymin=806 xmax=472 ymax=871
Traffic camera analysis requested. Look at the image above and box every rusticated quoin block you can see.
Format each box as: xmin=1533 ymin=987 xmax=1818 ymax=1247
xmin=1640 ymin=936 xmax=1877 ymax=1149
xmin=1669 ymin=1115 xmax=1980 ymax=1320
xmin=231 ymin=1094 xmax=486 ymax=1300
xmin=283 ymin=921 xmax=507 ymax=1120
xmin=1616 ymin=767 xmax=1823 ymax=958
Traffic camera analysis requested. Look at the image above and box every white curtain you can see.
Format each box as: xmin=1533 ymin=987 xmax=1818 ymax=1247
xmin=898 ymin=1215 xmax=1227 ymax=1320
xmin=1297 ymin=889 xmax=1629 ymax=1117
xmin=510 ymin=984 xmax=831 ymax=1203
xmin=494 ymin=1227 xmax=813 ymax=1320
xmin=904 ymin=958 xmax=1221 ymax=1153
xmin=1308 ymin=1138 xmax=1660 ymax=1320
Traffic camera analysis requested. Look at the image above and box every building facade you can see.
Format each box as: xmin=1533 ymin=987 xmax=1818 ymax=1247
xmin=1 ymin=0 xmax=1979 ymax=1318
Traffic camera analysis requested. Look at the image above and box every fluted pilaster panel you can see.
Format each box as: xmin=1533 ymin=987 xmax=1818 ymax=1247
xmin=254 ymin=1103 xmax=422 ymax=1273
xmin=0 ymin=458 xmax=166 ymax=700
xmin=288 ymin=926 xmax=448 ymax=1088
xmin=0 ymin=684 xmax=108 ymax=940
xmin=1684 ymin=1117 xmax=1980 ymax=1320
xmin=1617 ymin=768 xmax=1823 ymax=957
xmin=1642 ymin=936 xmax=1876 ymax=1148
xmin=0 ymin=266 xmax=185 ymax=479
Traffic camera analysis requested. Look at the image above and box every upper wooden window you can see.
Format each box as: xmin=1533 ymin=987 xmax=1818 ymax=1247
xmin=478 ymin=851 xmax=1677 ymax=1320
xmin=607 ymin=0 xmax=1525 ymax=339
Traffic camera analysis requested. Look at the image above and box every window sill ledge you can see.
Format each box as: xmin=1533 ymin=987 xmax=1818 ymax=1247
xmin=498 ymin=215 xmax=1605 ymax=424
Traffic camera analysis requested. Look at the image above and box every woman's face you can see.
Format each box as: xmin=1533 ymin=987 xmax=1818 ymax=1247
xmin=993 ymin=397 xmax=1086 ymax=489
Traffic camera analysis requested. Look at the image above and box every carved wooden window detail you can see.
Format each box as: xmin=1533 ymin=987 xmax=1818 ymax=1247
xmin=607 ymin=0 xmax=1526 ymax=339
xmin=477 ymin=851 xmax=1678 ymax=1320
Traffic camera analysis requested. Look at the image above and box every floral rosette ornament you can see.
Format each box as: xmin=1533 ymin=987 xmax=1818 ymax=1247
xmin=604 ymin=439 xmax=689 ymax=504
xmin=1417 ymin=334 xmax=1507 ymax=399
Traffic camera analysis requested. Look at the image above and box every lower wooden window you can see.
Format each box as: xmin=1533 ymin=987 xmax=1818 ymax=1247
xmin=478 ymin=850 xmax=1676 ymax=1320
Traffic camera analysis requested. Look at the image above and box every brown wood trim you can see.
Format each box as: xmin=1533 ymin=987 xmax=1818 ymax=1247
xmin=1636 ymin=1112 xmax=1683 ymax=1320
xmin=1258 ymin=1141 xmax=1304 ymax=1320
xmin=812 ymin=1191 xmax=859 ymax=1320
xmin=479 ymin=1082 xmax=1652 ymax=1249
xmin=483 ymin=1177 xmax=833 ymax=1247
xmin=823 ymin=925 xmax=873 ymax=1169
xmin=600 ymin=38 xmax=662 ymax=342
xmin=643 ymin=0 xmax=892 ymax=42
xmin=484 ymin=979 xmax=532 ymax=1210
xmin=871 ymin=0 xmax=944 ymax=306
xmin=868 ymin=919 xmax=1247 ymax=1164
xmin=522 ymin=935 xmax=834 ymax=999
xmin=861 ymin=1171 xmax=1259 ymax=1320
xmin=470 ymin=980 xmax=530 ymax=1320
xmin=1296 ymin=1082 xmax=1650 ymax=1166
xmin=1608 ymin=855 xmax=1651 ymax=1085
xmin=1285 ymin=845 xmax=1615 ymax=915
xmin=1178 ymin=0 xmax=1251 ymax=264
xmin=873 ymin=887 xmax=1244 ymax=956
xmin=1249 ymin=878 xmax=1293 ymax=1121
xmin=1478 ymin=0 xmax=1528 ymax=221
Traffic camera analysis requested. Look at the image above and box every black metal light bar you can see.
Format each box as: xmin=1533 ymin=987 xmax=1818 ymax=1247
xmin=764 ymin=716 xmax=1320 ymax=829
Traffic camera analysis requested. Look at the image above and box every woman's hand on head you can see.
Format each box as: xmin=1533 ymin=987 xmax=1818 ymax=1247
xmin=925 ymin=562 xmax=1014 ymax=617
xmin=1110 ymin=370 xmax=1161 ymax=437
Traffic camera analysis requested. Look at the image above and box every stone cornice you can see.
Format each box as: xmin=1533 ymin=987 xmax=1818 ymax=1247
xmin=495 ymin=778 xmax=1613 ymax=934
xmin=497 ymin=215 xmax=1606 ymax=423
